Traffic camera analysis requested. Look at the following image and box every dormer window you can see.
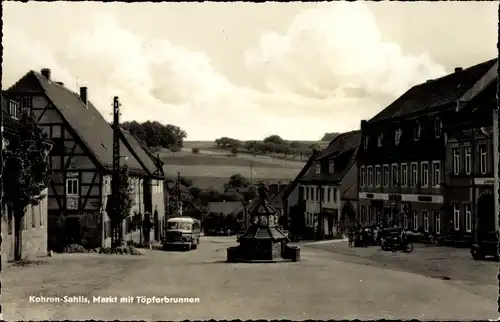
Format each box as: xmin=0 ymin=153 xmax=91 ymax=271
xmin=329 ymin=160 xmax=335 ymax=174
xmin=394 ymin=128 xmax=402 ymax=146
xmin=377 ymin=133 xmax=384 ymax=147
xmin=9 ymin=101 xmax=19 ymax=119
xmin=414 ymin=122 xmax=421 ymax=141
xmin=434 ymin=118 xmax=442 ymax=138
xmin=315 ymin=163 xmax=321 ymax=174
xmin=363 ymin=136 xmax=369 ymax=149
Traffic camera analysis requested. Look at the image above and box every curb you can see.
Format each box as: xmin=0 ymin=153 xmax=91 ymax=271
xmin=301 ymin=238 xmax=348 ymax=245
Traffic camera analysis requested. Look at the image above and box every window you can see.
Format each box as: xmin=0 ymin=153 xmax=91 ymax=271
xmin=315 ymin=163 xmax=321 ymax=174
xmin=368 ymin=207 xmax=372 ymax=223
xmin=32 ymin=205 xmax=36 ymax=228
xmin=9 ymin=101 xmax=19 ymax=119
xmin=40 ymin=205 xmax=44 ymax=226
xmin=464 ymin=147 xmax=471 ymax=175
xmin=403 ymin=214 xmax=408 ymax=229
xmin=360 ymin=166 xmax=366 ymax=187
xmin=66 ymin=178 xmax=79 ymax=196
xmin=413 ymin=211 xmax=418 ymax=230
xmin=305 ymin=187 xmax=309 ymax=200
xmin=361 ymin=206 xmax=366 ymax=222
xmin=423 ymin=210 xmax=429 ymax=232
xmin=375 ymin=165 xmax=381 ymax=187
xmin=316 ymin=187 xmax=320 ymax=201
xmin=452 ymin=148 xmax=460 ymax=175
xmin=464 ymin=204 xmax=472 ymax=232
xmin=434 ymin=212 xmax=441 ymax=234
xmin=333 ymin=188 xmax=337 ymax=203
xmin=479 ymin=144 xmax=487 ymax=174
xmin=453 ymin=203 xmax=460 ymax=230
xmin=391 ymin=164 xmax=399 ymax=186
xmin=410 ymin=163 xmax=418 ymax=187
xmin=400 ymin=163 xmax=408 ymax=187
xmin=377 ymin=133 xmax=383 ymax=147
xmin=421 ymin=162 xmax=429 ymax=187
xmin=367 ymin=166 xmax=373 ymax=187
xmin=434 ymin=118 xmax=442 ymax=138
xmin=8 ymin=208 xmax=13 ymax=235
xmin=383 ymin=165 xmax=389 ymax=187
xmin=414 ymin=122 xmax=421 ymax=141
xmin=21 ymin=96 xmax=33 ymax=110
xmin=329 ymin=160 xmax=335 ymax=174
xmin=432 ymin=161 xmax=441 ymax=187
xmin=394 ymin=128 xmax=402 ymax=146
xmin=363 ymin=136 xmax=369 ymax=149
xmin=326 ymin=187 xmax=331 ymax=202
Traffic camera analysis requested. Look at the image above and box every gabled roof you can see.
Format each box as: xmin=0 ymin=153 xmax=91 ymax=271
xmin=301 ymin=131 xmax=361 ymax=184
xmin=119 ymin=128 xmax=165 ymax=179
xmin=282 ymin=150 xmax=321 ymax=199
xmin=7 ymin=71 xmax=147 ymax=176
xmin=368 ymin=58 xmax=497 ymax=123
xmin=208 ymin=201 xmax=242 ymax=215
xmin=457 ymin=59 xmax=498 ymax=110
xmin=316 ymin=130 xmax=361 ymax=161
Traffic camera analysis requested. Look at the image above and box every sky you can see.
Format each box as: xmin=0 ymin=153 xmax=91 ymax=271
xmin=2 ymin=2 xmax=498 ymax=141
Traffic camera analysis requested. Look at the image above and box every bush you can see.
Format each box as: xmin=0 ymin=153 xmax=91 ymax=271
xmin=63 ymin=244 xmax=90 ymax=253
xmin=62 ymin=243 xmax=143 ymax=255
xmin=192 ymin=147 xmax=200 ymax=154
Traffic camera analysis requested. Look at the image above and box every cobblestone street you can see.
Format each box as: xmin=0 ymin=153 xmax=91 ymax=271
xmin=3 ymin=237 xmax=498 ymax=320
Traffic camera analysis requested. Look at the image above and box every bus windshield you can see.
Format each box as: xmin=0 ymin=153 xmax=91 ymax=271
xmin=167 ymin=222 xmax=192 ymax=230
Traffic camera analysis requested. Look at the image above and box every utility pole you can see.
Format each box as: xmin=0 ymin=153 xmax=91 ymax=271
xmin=493 ymin=87 xmax=499 ymax=234
xmin=112 ymin=96 xmax=121 ymax=246
xmin=250 ymin=162 xmax=253 ymax=182
xmin=177 ymin=172 xmax=183 ymax=216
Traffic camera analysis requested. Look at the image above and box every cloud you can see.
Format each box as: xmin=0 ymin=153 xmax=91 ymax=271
xmin=2 ymin=2 xmax=447 ymax=141
xmin=245 ymin=2 xmax=446 ymax=100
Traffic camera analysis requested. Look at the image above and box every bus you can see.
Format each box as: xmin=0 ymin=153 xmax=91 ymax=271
xmin=162 ymin=217 xmax=201 ymax=251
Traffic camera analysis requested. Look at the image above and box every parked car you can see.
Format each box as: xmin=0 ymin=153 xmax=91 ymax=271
xmin=380 ymin=227 xmax=403 ymax=251
xmin=471 ymin=231 xmax=499 ymax=261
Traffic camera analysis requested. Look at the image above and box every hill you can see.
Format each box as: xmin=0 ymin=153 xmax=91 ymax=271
xmin=160 ymin=142 xmax=320 ymax=190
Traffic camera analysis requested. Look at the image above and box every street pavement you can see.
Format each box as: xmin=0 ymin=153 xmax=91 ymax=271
xmin=3 ymin=236 xmax=499 ymax=321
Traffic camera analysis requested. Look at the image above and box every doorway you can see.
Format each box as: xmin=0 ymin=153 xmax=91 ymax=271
xmin=477 ymin=190 xmax=495 ymax=235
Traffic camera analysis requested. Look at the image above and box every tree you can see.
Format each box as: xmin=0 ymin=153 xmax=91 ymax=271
xmin=226 ymin=174 xmax=251 ymax=191
xmin=3 ymin=111 xmax=51 ymax=261
xmin=321 ymin=132 xmax=340 ymax=142
xmin=263 ymin=135 xmax=285 ymax=146
xmin=107 ymin=164 xmax=133 ymax=247
xmin=192 ymin=147 xmax=200 ymax=155
xmin=121 ymin=121 xmax=187 ymax=150
xmin=230 ymin=146 xmax=239 ymax=156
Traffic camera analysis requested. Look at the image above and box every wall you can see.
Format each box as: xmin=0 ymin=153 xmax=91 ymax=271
xmin=2 ymin=189 xmax=48 ymax=262
xmin=101 ymin=176 xmax=165 ymax=246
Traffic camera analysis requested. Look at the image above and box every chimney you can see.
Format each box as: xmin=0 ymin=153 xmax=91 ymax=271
xmin=41 ymin=68 xmax=51 ymax=80
xmin=80 ymin=87 xmax=88 ymax=107
xmin=55 ymin=82 xmax=64 ymax=86
xmin=454 ymin=67 xmax=463 ymax=73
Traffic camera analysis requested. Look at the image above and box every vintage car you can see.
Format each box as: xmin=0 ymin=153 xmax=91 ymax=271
xmin=379 ymin=227 xmax=403 ymax=251
xmin=471 ymin=231 xmax=499 ymax=261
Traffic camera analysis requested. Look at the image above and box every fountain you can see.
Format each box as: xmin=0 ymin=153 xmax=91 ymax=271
xmin=226 ymin=184 xmax=300 ymax=262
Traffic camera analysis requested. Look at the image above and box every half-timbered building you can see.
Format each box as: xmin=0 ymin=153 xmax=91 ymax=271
xmin=6 ymin=68 xmax=165 ymax=250
xmin=441 ymin=59 xmax=497 ymax=244
xmin=298 ymin=131 xmax=361 ymax=238
xmin=357 ymin=59 xmax=497 ymax=237
xmin=1 ymin=92 xmax=49 ymax=261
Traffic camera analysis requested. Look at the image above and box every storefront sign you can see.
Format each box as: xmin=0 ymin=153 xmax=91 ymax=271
xmin=474 ymin=178 xmax=495 ymax=185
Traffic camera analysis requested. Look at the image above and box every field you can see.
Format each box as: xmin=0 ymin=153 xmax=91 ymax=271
xmin=160 ymin=141 xmax=316 ymax=189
